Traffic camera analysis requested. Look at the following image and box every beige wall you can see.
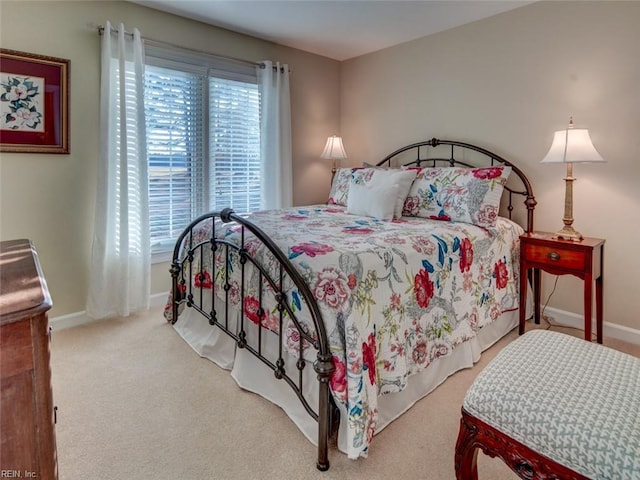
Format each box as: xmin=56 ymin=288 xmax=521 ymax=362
xmin=0 ymin=1 xmax=340 ymax=317
xmin=341 ymin=1 xmax=640 ymax=330
xmin=1 ymin=1 xmax=638 ymax=332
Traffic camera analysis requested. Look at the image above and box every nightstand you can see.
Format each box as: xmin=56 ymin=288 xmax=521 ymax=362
xmin=519 ymin=232 xmax=605 ymax=343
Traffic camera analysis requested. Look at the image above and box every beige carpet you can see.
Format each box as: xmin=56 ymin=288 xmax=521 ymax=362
xmin=50 ymin=309 xmax=639 ymax=480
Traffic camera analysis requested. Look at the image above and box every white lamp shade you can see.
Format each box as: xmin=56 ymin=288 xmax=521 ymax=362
xmin=541 ymin=128 xmax=605 ymax=164
xmin=321 ymin=135 xmax=348 ymax=159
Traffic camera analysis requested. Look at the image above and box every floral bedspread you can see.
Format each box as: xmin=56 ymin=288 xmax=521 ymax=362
xmin=165 ymin=204 xmax=523 ymax=459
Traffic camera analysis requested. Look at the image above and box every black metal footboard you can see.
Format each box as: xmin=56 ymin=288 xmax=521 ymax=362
xmin=168 ymin=208 xmax=336 ymax=471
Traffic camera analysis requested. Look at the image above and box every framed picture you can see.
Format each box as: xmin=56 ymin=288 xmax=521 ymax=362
xmin=0 ymin=49 xmax=69 ymax=153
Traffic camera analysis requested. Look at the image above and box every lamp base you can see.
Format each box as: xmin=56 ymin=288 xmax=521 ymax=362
xmin=554 ymin=225 xmax=584 ymax=241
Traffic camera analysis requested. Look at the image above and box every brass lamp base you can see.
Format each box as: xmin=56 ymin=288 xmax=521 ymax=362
xmin=554 ymin=224 xmax=583 ymax=241
xmin=554 ymin=163 xmax=583 ymax=241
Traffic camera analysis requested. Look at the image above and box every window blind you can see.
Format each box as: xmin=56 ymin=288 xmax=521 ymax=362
xmin=209 ymin=78 xmax=261 ymax=213
xmin=143 ymin=47 xmax=262 ymax=256
xmin=145 ymin=65 xmax=205 ymax=251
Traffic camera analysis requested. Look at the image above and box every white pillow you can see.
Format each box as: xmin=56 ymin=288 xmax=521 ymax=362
xmin=347 ymin=181 xmax=398 ymax=220
xmin=348 ymin=168 xmax=417 ymax=219
xmin=387 ymin=170 xmax=418 ymax=217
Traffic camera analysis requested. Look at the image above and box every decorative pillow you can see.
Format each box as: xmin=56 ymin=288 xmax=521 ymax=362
xmin=402 ymin=166 xmax=511 ymax=227
xmin=351 ymin=168 xmax=417 ymax=218
xmin=347 ymin=181 xmax=398 ymax=220
xmin=328 ymin=168 xmax=361 ymax=206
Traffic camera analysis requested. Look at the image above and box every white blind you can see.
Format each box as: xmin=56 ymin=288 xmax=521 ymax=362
xmin=209 ymin=78 xmax=261 ymax=213
xmin=145 ymin=65 xmax=205 ymax=250
xmin=143 ymin=47 xmax=262 ymax=255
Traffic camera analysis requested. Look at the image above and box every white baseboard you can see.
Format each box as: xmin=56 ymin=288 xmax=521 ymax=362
xmin=49 ymin=292 xmax=169 ymax=331
xmin=543 ymin=306 xmax=640 ymax=346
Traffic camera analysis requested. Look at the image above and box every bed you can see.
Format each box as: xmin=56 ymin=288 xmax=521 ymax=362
xmin=164 ymin=138 xmax=536 ymax=471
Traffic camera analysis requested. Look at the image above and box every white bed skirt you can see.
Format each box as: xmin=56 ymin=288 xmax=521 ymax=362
xmin=172 ymin=303 xmax=520 ymax=457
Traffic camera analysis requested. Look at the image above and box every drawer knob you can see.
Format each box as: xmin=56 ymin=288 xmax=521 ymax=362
xmin=548 ymin=251 xmax=561 ymax=261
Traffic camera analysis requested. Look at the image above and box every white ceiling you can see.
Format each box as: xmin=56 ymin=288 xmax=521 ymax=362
xmin=130 ymin=1 xmax=533 ymax=61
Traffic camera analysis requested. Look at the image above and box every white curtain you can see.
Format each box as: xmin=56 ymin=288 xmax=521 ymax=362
xmin=257 ymin=61 xmax=292 ymax=209
xmin=87 ymin=21 xmax=150 ymax=319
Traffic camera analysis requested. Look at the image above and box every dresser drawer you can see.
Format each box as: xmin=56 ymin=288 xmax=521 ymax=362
xmin=523 ymin=243 xmax=586 ymax=272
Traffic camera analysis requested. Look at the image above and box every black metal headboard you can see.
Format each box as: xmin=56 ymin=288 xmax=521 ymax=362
xmin=376 ymin=138 xmax=536 ymax=233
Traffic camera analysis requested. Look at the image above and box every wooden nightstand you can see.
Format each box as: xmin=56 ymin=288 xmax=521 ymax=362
xmin=519 ymin=232 xmax=605 ymax=343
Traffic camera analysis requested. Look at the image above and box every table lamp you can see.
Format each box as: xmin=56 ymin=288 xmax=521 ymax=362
xmin=541 ymin=117 xmax=605 ymax=241
xmin=321 ymin=135 xmax=347 ymax=182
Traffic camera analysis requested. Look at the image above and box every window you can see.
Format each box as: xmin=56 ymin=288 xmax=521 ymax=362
xmin=144 ymin=47 xmax=261 ymax=257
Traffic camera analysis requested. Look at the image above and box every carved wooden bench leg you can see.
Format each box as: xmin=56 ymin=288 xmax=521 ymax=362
xmin=455 ymin=414 xmax=479 ymax=480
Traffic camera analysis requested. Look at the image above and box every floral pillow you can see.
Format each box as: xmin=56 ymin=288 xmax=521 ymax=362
xmin=402 ymin=166 xmax=512 ymax=227
xmin=328 ymin=168 xmax=361 ymax=206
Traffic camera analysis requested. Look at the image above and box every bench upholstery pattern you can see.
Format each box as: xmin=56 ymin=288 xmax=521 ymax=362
xmin=463 ymin=330 xmax=640 ymax=479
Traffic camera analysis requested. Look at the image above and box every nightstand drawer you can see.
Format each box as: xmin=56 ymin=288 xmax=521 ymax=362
xmin=523 ymin=243 xmax=586 ymax=272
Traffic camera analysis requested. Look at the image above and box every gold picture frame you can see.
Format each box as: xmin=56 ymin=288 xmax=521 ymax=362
xmin=0 ymin=48 xmax=69 ymax=153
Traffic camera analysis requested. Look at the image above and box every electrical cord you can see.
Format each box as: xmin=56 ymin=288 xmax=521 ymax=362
xmin=540 ymin=275 xmax=559 ymax=327
xmin=540 ymin=275 xmax=596 ymax=341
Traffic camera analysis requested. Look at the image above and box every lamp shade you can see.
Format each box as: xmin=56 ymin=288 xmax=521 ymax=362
xmin=320 ymin=135 xmax=348 ymax=160
xmin=541 ymin=128 xmax=605 ymax=164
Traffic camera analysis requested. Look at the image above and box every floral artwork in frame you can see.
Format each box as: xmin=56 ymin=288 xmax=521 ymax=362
xmin=0 ymin=49 xmax=69 ymax=153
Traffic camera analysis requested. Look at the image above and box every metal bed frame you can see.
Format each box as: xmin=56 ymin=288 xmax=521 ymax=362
xmin=168 ymin=138 xmax=536 ymax=471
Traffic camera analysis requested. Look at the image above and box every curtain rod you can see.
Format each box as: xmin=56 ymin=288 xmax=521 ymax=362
xmin=97 ymin=25 xmax=267 ymax=69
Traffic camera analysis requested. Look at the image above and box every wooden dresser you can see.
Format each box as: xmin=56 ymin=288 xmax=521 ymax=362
xmin=1 ymin=239 xmax=57 ymax=479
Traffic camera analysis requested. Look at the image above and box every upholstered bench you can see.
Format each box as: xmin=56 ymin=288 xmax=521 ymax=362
xmin=455 ymin=330 xmax=640 ymax=480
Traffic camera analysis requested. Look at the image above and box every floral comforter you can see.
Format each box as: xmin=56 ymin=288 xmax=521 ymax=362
xmin=165 ymin=204 xmax=523 ymax=459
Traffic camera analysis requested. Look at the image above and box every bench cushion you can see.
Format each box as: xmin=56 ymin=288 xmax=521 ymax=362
xmin=463 ymin=330 xmax=640 ymax=479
